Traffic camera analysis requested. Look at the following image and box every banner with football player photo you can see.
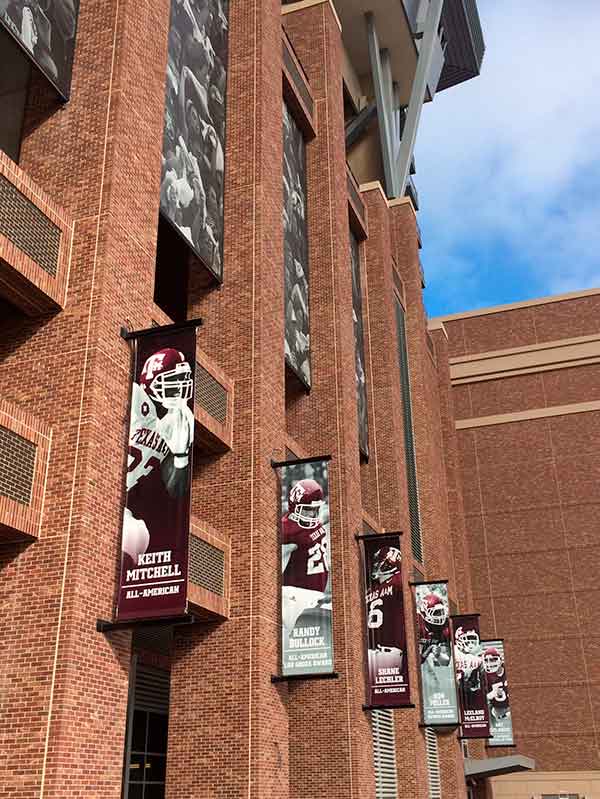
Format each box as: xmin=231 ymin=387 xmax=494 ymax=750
xmin=451 ymin=614 xmax=490 ymax=738
xmin=414 ymin=581 xmax=459 ymax=725
xmin=1 ymin=0 xmax=80 ymax=100
xmin=160 ymin=0 xmax=229 ymax=279
xmin=481 ymin=639 xmax=514 ymax=746
xmin=116 ymin=325 xmax=197 ymax=622
xmin=276 ymin=457 xmax=333 ymax=677
xmin=361 ymin=534 xmax=411 ymax=708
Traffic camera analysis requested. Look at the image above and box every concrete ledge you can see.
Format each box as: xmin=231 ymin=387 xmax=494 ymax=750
xmin=465 ymin=755 xmax=535 ymax=779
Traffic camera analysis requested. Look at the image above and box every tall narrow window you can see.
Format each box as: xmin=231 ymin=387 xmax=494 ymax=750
xmin=123 ymin=660 xmax=171 ymax=799
xmin=394 ymin=297 xmax=424 ymax=563
xmin=425 ymin=728 xmax=441 ymax=799
xmin=371 ymin=709 xmax=398 ymax=799
xmin=283 ymin=101 xmax=311 ymax=388
xmin=350 ymin=230 xmax=369 ymax=458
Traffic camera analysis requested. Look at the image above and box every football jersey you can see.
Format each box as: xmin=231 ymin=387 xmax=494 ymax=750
xmin=282 ymin=514 xmax=329 ymax=593
xmin=124 ymin=384 xmax=178 ymax=550
xmin=418 ymin=615 xmax=450 ymax=645
xmin=126 ymin=383 xmax=171 ymax=492
xmin=486 ymin=671 xmax=510 ymax=715
xmin=365 ymin=571 xmax=403 ymax=651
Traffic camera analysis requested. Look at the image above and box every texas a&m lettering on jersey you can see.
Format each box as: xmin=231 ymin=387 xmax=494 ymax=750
xmin=361 ymin=535 xmax=412 ymax=708
xmin=277 ymin=460 xmax=334 ymax=677
xmin=117 ymin=328 xmax=196 ymax=622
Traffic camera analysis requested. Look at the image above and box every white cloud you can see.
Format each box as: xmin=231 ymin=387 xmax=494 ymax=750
xmin=416 ymin=0 xmax=600 ymax=314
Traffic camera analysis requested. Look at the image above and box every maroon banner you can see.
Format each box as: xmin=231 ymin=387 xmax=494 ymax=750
xmin=362 ymin=534 xmax=411 ymax=708
xmin=451 ymin=614 xmax=490 ymax=738
xmin=116 ymin=325 xmax=196 ymax=621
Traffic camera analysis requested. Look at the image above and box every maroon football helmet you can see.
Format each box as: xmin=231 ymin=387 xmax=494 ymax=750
xmin=139 ymin=348 xmax=193 ymax=408
xmin=419 ymin=593 xmax=448 ymax=626
xmin=288 ymin=479 xmax=324 ymax=529
xmin=483 ymin=647 xmax=503 ymax=674
xmin=371 ymin=546 xmax=401 ymax=583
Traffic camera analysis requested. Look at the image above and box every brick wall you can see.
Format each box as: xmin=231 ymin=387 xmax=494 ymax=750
xmin=443 ymin=293 xmax=600 ymax=771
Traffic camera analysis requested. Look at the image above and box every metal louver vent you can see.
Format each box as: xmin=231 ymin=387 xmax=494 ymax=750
xmin=394 ymin=298 xmax=424 ymax=563
xmin=0 ymin=426 xmax=36 ymax=505
xmin=196 ymin=362 xmax=227 ymax=424
xmin=371 ymin=709 xmax=398 ymax=799
xmin=425 ymin=728 xmax=441 ymax=799
xmin=134 ymin=665 xmax=170 ymax=714
xmin=0 ymin=174 xmax=61 ymax=276
xmin=189 ymin=534 xmax=225 ymax=596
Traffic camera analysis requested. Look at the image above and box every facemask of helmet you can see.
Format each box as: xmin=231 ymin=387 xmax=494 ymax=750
xmin=422 ymin=597 xmax=448 ymax=626
xmin=289 ymin=500 xmax=322 ymax=529
xmin=483 ymin=651 xmax=502 ymax=673
xmin=148 ymin=361 xmax=193 ymax=408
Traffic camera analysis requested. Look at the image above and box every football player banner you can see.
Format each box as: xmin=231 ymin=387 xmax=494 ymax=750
xmin=451 ymin=614 xmax=490 ymax=738
xmin=116 ymin=323 xmax=197 ymax=622
xmin=481 ymin=639 xmax=514 ymax=746
xmin=1 ymin=0 xmax=80 ymax=99
xmin=360 ymin=534 xmax=412 ymax=708
xmin=413 ymin=581 xmax=459 ymax=726
xmin=274 ymin=456 xmax=333 ymax=677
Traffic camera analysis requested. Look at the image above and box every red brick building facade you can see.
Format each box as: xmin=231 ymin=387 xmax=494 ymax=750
xmin=0 ymin=0 xmax=502 ymax=797
xmin=436 ymin=291 xmax=600 ymax=798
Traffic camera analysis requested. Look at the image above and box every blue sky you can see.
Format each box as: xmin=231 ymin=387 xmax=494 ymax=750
xmin=415 ymin=0 xmax=600 ymax=317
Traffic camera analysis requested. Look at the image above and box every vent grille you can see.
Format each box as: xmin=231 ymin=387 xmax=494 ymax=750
xmin=196 ymin=363 xmax=227 ymax=424
xmin=0 ymin=174 xmax=61 ymax=277
xmin=282 ymin=36 xmax=314 ymax=117
xmin=425 ymin=728 xmax=441 ymax=799
xmin=0 ymin=426 xmax=36 ymax=505
xmin=394 ymin=299 xmax=424 ymax=564
xmin=134 ymin=665 xmax=170 ymax=714
xmin=371 ymin=709 xmax=398 ymax=799
xmin=189 ymin=534 xmax=225 ymax=596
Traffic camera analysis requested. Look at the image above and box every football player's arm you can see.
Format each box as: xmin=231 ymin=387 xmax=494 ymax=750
xmin=281 ymin=543 xmax=297 ymax=572
xmin=158 ymin=404 xmax=194 ymax=497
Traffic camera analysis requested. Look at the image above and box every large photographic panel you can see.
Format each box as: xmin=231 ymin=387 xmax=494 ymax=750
xmin=481 ymin=639 xmax=514 ymax=746
xmin=278 ymin=457 xmax=332 ymax=676
xmin=283 ymin=101 xmax=311 ymax=387
xmin=1 ymin=0 xmax=80 ymax=99
xmin=362 ymin=534 xmax=411 ymax=707
xmin=350 ymin=231 xmax=369 ymax=458
xmin=451 ymin=614 xmax=490 ymax=738
xmin=117 ymin=325 xmax=196 ymax=622
xmin=160 ymin=0 xmax=229 ymax=279
xmin=415 ymin=582 xmax=459 ymax=725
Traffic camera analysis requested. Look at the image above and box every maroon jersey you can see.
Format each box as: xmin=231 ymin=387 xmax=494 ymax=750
xmin=486 ymin=670 xmax=510 ymax=716
xmin=365 ymin=571 xmax=404 ymax=650
xmin=418 ymin=615 xmax=450 ymax=645
xmin=282 ymin=514 xmax=329 ymax=593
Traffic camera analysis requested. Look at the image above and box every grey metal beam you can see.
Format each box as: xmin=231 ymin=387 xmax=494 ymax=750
xmin=365 ymin=12 xmax=398 ymax=197
xmin=395 ymin=0 xmax=443 ymax=196
xmin=345 ymin=100 xmax=377 ymax=150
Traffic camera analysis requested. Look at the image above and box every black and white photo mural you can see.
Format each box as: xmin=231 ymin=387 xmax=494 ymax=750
xmin=350 ymin=231 xmax=368 ymax=457
xmin=160 ymin=0 xmax=229 ymax=280
xmin=283 ymin=101 xmax=311 ymax=387
xmin=0 ymin=0 xmax=80 ymax=98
